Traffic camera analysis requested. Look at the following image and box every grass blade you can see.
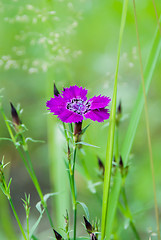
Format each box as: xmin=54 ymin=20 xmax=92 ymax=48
xmin=105 ymin=16 xmax=161 ymax=239
xmin=101 ymin=0 xmax=129 ymax=239
xmin=133 ymin=0 xmax=160 ymax=238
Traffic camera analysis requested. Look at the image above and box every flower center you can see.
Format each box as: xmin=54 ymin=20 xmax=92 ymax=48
xmin=67 ymin=99 xmax=90 ymax=115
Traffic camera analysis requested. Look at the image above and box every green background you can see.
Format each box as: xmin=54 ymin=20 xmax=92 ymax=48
xmin=0 ymin=0 xmax=161 ymax=239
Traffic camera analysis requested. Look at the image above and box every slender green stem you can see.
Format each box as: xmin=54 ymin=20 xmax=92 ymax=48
xmin=67 ymin=231 xmax=70 ymax=240
xmin=9 ymin=198 xmax=27 ymax=240
xmin=129 ymin=221 xmax=140 ymax=240
xmin=21 ymin=149 xmax=54 ymax=229
xmin=122 ymin=186 xmax=128 ymax=209
xmin=115 ymin=126 xmax=119 ymax=160
xmin=72 ymin=146 xmax=77 ymax=173
xmin=24 ymin=151 xmax=44 ymax=200
xmin=133 ymin=1 xmax=160 ymax=239
xmin=101 ymin=1 xmax=128 ymax=239
xmin=73 ymin=206 xmax=77 ymax=240
xmin=18 ymin=148 xmax=54 ymax=229
xmin=63 ymin=122 xmax=77 ymax=240
xmin=71 ymin=146 xmax=77 ymax=240
xmin=121 ymin=186 xmax=141 ymax=240
xmin=0 ymin=106 xmax=16 ymax=145
xmin=17 ymin=148 xmax=35 ymax=183
xmin=67 ymin=143 xmax=77 ymax=240
xmin=27 ymin=214 xmax=29 ymax=240
xmin=24 ymin=150 xmax=54 ymax=228
xmin=44 ymin=207 xmax=54 ymax=228
xmin=0 ymin=107 xmax=54 ymax=229
xmin=63 ymin=122 xmax=69 ymax=145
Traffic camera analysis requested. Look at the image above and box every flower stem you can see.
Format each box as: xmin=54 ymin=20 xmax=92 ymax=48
xmin=68 ymin=145 xmax=77 ymax=240
xmin=26 ymin=212 xmax=29 ymax=240
xmin=71 ymin=146 xmax=77 ymax=240
xmin=9 ymin=198 xmax=27 ymax=240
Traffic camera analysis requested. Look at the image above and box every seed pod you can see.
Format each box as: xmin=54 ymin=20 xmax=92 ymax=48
xmin=10 ymin=102 xmax=21 ymax=126
xmin=54 ymin=82 xmax=60 ymax=97
xmin=119 ymin=156 xmax=123 ymax=169
xmin=117 ymin=101 xmax=122 ymax=115
xmin=116 ymin=101 xmax=122 ymax=126
xmin=83 ymin=216 xmax=93 ymax=234
xmin=97 ymin=156 xmax=105 ymax=176
xmin=53 ymin=229 xmax=62 ymax=240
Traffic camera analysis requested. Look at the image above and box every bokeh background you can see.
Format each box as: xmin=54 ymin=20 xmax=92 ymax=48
xmin=0 ymin=0 xmax=161 ymax=239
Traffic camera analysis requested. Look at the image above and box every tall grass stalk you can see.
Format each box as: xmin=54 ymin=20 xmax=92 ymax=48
xmin=105 ymin=12 xmax=161 ymax=240
xmin=133 ymin=0 xmax=160 ymax=238
xmin=101 ymin=0 xmax=129 ymax=239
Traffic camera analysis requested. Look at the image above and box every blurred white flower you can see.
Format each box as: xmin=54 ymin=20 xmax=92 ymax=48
xmin=28 ymin=68 xmax=38 ymax=74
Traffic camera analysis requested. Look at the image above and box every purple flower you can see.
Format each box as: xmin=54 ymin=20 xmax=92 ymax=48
xmin=46 ymin=85 xmax=111 ymax=123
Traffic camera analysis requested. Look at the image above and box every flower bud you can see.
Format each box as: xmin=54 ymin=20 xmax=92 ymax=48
xmin=119 ymin=156 xmax=129 ymax=177
xmin=83 ymin=216 xmax=93 ymax=234
xmin=97 ymin=156 xmax=105 ymax=177
xmin=116 ymin=101 xmax=122 ymax=126
xmin=10 ymin=102 xmax=21 ymax=127
xmin=119 ymin=156 xmax=123 ymax=168
xmin=53 ymin=229 xmax=62 ymax=240
xmin=117 ymin=101 xmax=122 ymax=115
xmin=54 ymin=82 xmax=60 ymax=97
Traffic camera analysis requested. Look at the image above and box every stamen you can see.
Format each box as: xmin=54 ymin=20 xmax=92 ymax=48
xmin=66 ymin=98 xmax=91 ymax=115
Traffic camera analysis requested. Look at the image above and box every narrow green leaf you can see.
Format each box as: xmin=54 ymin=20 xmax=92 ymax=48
xmin=75 ymin=142 xmax=99 ymax=148
xmin=0 ymin=138 xmax=13 ymax=142
xmin=105 ymin=17 xmax=161 ymax=239
xmin=35 ymin=202 xmax=42 ymax=214
xmin=36 ymin=192 xmax=58 ymax=213
xmin=7 ymin=178 xmax=12 ymax=191
xmin=81 ymin=123 xmax=91 ymax=135
xmin=43 ymin=192 xmax=58 ymax=202
xmin=101 ymin=0 xmax=129 ymax=239
xmin=25 ymin=138 xmax=45 ymax=144
xmin=77 ymin=201 xmax=90 ymax=220
xmin=31 ymin=236 xmax=39 ymax=240
xmin=30 ymin=210 xmax=45 ymax=239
